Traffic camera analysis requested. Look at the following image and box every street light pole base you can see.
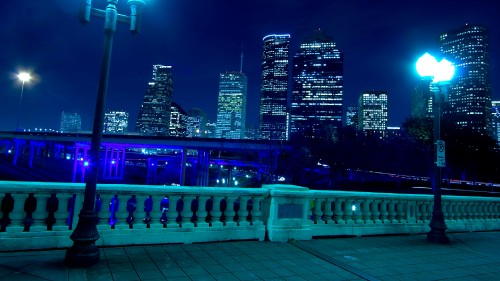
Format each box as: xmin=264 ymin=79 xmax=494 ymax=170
xmin=427 ymin=211 xmax=449 ymax=243
xmin=65 ymin=209 xmax=100 ymax=267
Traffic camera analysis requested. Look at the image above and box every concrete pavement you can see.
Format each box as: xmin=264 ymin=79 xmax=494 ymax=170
xmin=0 ymin=231 xmax=499 ymax=280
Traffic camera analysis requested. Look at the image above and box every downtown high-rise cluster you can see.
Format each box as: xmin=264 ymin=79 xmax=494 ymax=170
xmin=129 ymin=24 xmax=497 ymax=143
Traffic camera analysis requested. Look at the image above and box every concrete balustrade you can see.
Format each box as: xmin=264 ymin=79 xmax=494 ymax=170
xmin=1 ymin=181 xmax=500 ymax=251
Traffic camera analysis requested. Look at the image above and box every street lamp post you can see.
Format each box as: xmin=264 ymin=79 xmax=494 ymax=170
xmin=16 ymin=72 xmax=32 ymax=131
xmin=416 ymin=53 xmax=455 ymax=243
xmin=65 ymin=0 xmax=146 ymax=267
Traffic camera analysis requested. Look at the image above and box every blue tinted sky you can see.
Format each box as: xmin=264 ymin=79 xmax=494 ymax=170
xmin=0 ymin=0 xmax=498 ymax=131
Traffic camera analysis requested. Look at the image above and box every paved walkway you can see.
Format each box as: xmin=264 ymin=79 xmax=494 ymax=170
xmin=1 ymin=231 xmax=499 ymax=281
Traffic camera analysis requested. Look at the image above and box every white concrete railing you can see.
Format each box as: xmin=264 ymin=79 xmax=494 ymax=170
xmin=1 ymin=182 xmax=500 ymax=251
xmin=0 ymin=181 xmax=267 ymax=251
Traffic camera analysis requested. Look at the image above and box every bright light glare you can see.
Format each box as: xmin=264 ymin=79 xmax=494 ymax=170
xmin=416 ymin=53 xmax=455 ymax=82
xmin=416 ymin=53 xmax=437 ymax=78
xmin=17 ymin=72 xmax=32 ymax=83
xmin=352 ymin=204 xmax=356 ymax=211
xmin=433 ymin=58 xmax=455 ymax=82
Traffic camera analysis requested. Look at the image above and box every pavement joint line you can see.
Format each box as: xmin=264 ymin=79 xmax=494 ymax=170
xmin=292 ymin=242 xmax=381 ymax=281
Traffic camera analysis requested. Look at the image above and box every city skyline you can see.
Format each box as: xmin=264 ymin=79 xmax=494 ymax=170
xmin=1 ymin=0 xmax=498 ymax=132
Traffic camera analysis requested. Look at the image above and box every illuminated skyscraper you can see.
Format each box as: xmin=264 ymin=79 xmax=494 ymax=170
xmin=60 ymin=111 xmax=81 ymax=133
xmin=259 ymin=34 xmax=290 ymax=140
xmin=186 ymin=108 xmax=207 ymax=138
xmin=104 ymin=110 xmax=129 ymax=134
xmin=412 ymin=79 xmax=433 ymax=119
xmin=136 ymin=65 xmax=173 ymax=135
xmin=493 ymin=101 xmax=500 ymax=143
xmin=440 ymin=24 xmax=492 ymax=135
xmin=216 ymin=72 xmax=247 ymax=139
xmin=291 ymin=29 xmax=343 ymax=139
xmin=345 ymin=106 xmax=358 ymax=127
xmin=358 ymin=91 xmax=388 ymax=136
xmin=169 ymin=102 xmax=187 ymax=137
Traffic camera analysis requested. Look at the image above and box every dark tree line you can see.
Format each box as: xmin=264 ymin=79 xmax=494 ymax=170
xmin=278 ymin=117 xmax=500 ymax=190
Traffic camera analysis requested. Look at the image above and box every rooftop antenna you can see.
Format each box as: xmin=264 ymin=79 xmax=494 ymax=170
xmin=240 ymin=41 xmax=244 ymax=74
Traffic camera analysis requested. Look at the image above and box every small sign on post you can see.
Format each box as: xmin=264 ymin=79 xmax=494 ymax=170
xmin=436 ymin=140 xmax=446 ymax=167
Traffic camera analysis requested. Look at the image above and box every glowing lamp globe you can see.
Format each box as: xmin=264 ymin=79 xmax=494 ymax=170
xmin=416 ymin=53 xmax=438 ymax=78
xmin=17 ymin=72 xmax=32 ymax=83
xmin=433 ymin=58 xmax=455 ymax=83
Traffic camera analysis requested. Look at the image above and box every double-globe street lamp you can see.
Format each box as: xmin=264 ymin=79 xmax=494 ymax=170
xmin=16 ymin=72 xmax=32 ymax=131
xmin=65 ymin=0 xmax=146 ymax=267
xmin=416 ymin=53 xmax=455 ymax=243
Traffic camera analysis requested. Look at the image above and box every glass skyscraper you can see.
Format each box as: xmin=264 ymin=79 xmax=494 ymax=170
xmin=60 ymin=111 xmax=81 ymax=133
xmin=216 ymin=72 xmax=247 ymax=139
xmin=259 ymin=34 xmax=290 ymax=141
xmin=169 ymin=102 xmax=187 ymax=137
xmin=440 ymin=24 xmax=492 ymax=136
xmin=186 ymin=108 xmax=207 ymax=138
xmin=291 ymin=29 xmax=343 ymax=140
xmin=492 ymin=101 xmax=500 ymax=143
xmin=358 ymin=90 xmax=388 ymax=136
xmin=104 ymin=110 xmax=129 ymax=134
xmin=136 ymin=65 xmax=173 ymax=136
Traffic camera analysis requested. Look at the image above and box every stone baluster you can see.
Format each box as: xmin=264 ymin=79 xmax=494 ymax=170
xmin=137 ymin=194 xmax=151 ymax=229
xmin=239 ymin=196 xmax=251 ymax=227
xmin=28 ymin=193 xmax=48 ymax=232
xmin=396 ymin=201 xmax=407 ymax=223
xmin=479 ymin=203 xmax=486 ymax=221
xmin=387 ymin=201 xmax=397 ymax=223
xmin=379 ymin=200 xmax=389 ymax=224
xmin=312 ymin=198 xmax=323 ymax=224
xmin=323 ymin=197 xmax=334 ymax=224
xmin=450 ymin=202 xmax=459 ymax=222
xmin=5 ymin=194 xmax=25 ymax=233
xmin=180 ymin=195 xmax=195 ymax=228
xmin=362 ymin=199 xmax=373 ymax=224
xmin=223 ymin=196 xmax=237 ymax=227
xmin=209 ymin=195 xmax=223 ymax=227
xmin=333 ymin=198 xmax=345 ymax=224
xmin=456 ymin=202 xmax=465 ymax=222
xmin=494 ymin=203 xmax=500 ymax=220
xmin=53 ymin=193 xmax=72 ymax=231
xmin=45 ymin=193 xmax=59 ymax=231
xmin=353 ymin=201 xmax=364 ymax=224
xmin=342 ymin=200 xmax=354 ymax=224
xmin=463 ymin=202 xmax=472 ymax=222
xmin=196 ymin=195 xmax=209 ymax=228
xmin=125 ymin=195 xmax=137 ymax=229
xmin=95 ymin=193 xmax=110 ymax=230
xmin=472 ymin=203 xmax=479 ymax=221
xmin=371 ymin=200 xmax=381 ymax=224
xmin=109 ymin=194 xmax=126 ymax=230
xmin=167 ymin=196 xmax=180 ymax=228
xmin=249 ymin=196 xmax=263 ymax=226
xmin=0 ymin=193 xmax=15 ymax=232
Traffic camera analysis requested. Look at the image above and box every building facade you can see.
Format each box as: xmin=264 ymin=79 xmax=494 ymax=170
xmin=440 ymin=24 xmax=492 ymax=136
xmin=60 ymin=112 xmax=81 ymax=133
xmin=291 ymin=29 xmax=343 ymax=140
xmin=186 ymin=108 xmax=207 ymax=138
xmin=358 ymin=91 xmax=388 ymax=137
xmin=169 ymin=102 xmax=187 ymax=137
xmin=493 ymin=101 xmax=500 ymax=143
xmin=104 ymin=110 xmax=129 ymax=134
xmin=412 ymin=79 xmax=433 ymax=119
xmin=216 ymin=72 xmax=247 ymax=139
xmin=136 ymin=65 xmax=173 ymax=136
xmin=259 ymin=34 xmax=290 ymax=141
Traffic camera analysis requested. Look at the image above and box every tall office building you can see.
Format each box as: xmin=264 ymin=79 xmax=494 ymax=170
xmin=412 ymin=79 xmax=433 ymax=119
xmin=345 ymin=106 xmax=359 ymax=127
xmin=358 ymin=91 xmax=388 ymax=136
xmin=104 ymin=110 xmax=129 ymax=134
xmin=493 ymin=101 xmax=500 ymax=143
xmin=136 ymin=65 xmax=173 ymax=136
xmin=169 ymin=102 xmax=187 ymax=137
xmin=259 ymin=34 xmax=290 ymax=140
xmin=60 ymin=112 xmax=81 ymax=133
xmin=216 ymin=72 xmax=247 ymax=139
xmin=440 ymin=24 xmax=492 ymax=135
xmin=291 ymin=29 xmax=343 ymax=139
xmin=186 ymin=108 xmax=207 ymax=138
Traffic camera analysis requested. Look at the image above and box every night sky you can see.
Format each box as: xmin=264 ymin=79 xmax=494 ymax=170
xmin=1 ymin=0 xmax=498 ymax=132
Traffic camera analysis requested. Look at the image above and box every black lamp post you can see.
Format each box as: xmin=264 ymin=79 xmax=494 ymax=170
xmin=65 ymin=0 xmax=146 ymax=267
xmin=416 ymin=53 xmax=455 ymax=243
